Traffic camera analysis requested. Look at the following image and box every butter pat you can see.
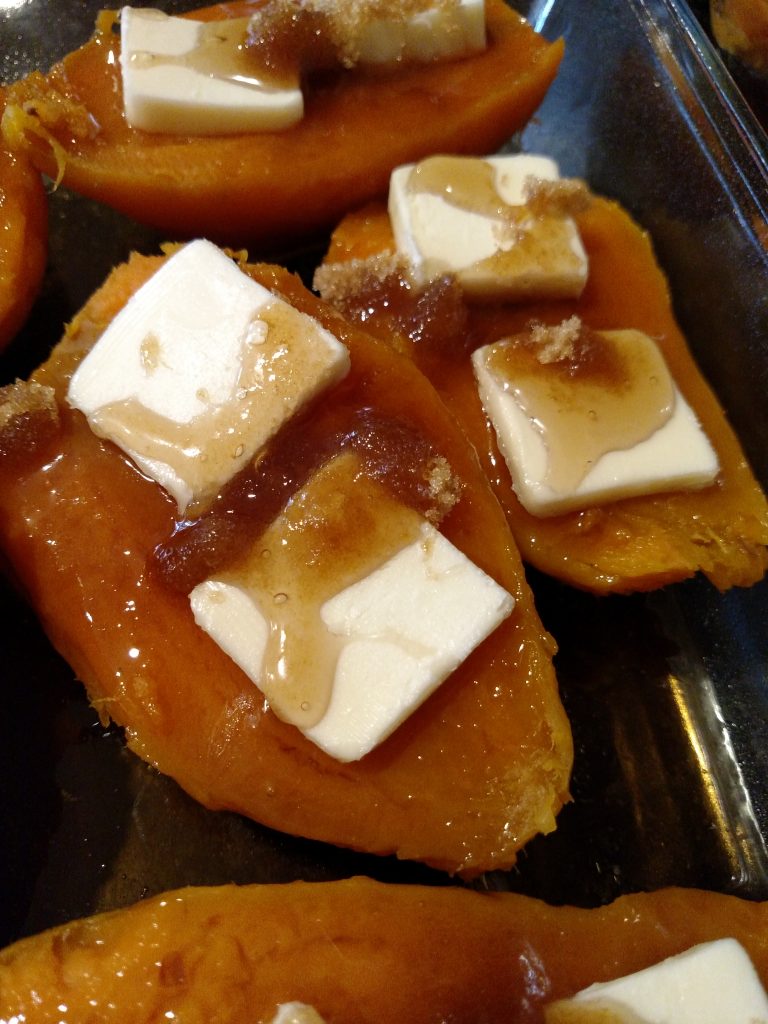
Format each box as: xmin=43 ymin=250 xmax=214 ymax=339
xmin=388 ymin=153 xmax=588 ymax=300
xmin=68 ymin=240 xmax=350 ymax=512
xmin=545 ymin=939 xmax=768 ymax=1024
xmin=353 ymin=0 xmax=485 ymax=65
xmin=120 ymin=7 xmax=303 ymax=134
xmin=472 ymin=325 xmax=719 ymax=516
xmin=190 ymin=453 xmax=513 ymax=762
xmin=305 ymin=521 xmax=513 ymax=761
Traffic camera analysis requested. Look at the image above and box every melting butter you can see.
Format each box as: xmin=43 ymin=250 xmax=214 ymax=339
xmin=405 ymin=155 xmax=584 ymax=285
xmin=128 ymin=12 xmax=288 ymax=92
xmin=215 ymin=452 xmax=424 ymax=729
xmin=486 ymin=326 xmax=676 ymax=494
xmin=90 ymin=300 xmax=339 ymax=514
xmin=544 ymin=1002 xmax=643 ymax=1023
xmin=407 ymin=154 xmax=511 ymax=219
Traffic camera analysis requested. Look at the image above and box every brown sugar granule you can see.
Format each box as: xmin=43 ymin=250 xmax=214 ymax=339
xmin=306 ymin=0 xmax=456 ymax=66
xmin=523 ymin=176 xmax=592 ymax=219
xmin=313 ymin=252 xmax=409 ymax=306
xmin=425 ymin=455 xmax=461 ymax=522
xmin=247 ymin=0 xmax=458 ymax=77
xmin=529 ymin=315 xmax=583 ymax=364
xmin=315 ymin=253 xmax=469 ymax=355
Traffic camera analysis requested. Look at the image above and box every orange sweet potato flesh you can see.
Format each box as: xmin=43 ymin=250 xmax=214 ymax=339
xmin=711 ymin=0 xmax=768 ymax=74
xmin=2 ymin=877 xmax=768 ymax=1022
xmin=0 ymin=91 xmax=47 ymax=350
xmin=321 ymin=199 xmax=768 ymax=594
xmin=0 ymin=251 xmax=572 ymax=877
xmin=1 ymin=0 xmax=562 ymax=245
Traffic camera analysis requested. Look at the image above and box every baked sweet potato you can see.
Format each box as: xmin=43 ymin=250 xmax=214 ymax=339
xmin=2 ymin=877 xmax=768 ymax=1022
xmin=0 ymin=91 xmax=47 ymax=351
xmin=1 ymin=0 xmax=562 ymax=245
xmin=318 ymin=197 xmax=768 ymax=594
xmin=0 ymin=249 xmax=572 ymax=877
xmin=711 ymin=0 xmax=768 ymax=75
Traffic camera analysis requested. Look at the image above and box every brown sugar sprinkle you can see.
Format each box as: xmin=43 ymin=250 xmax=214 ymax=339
xmin=315 ymin=253 xmax=469 ymax=354
xmin=426 ymin=455 xmax=462 ymax=521
xmin=319 ymin=0 xmax=460 ymax=66
xmin=153 ymin=405 xmax=460 ymax=592
xmin=246 ymin=0 xmax=459 ymax=79
xmin=523 ymin=176 xmax=592 ymax=218
xmin=313 ymin=252 xmax=411 ymax=307
xmin=528 ymin=315 xmax=583 ymax=364
xmin=0 ymin=379 xmax=61 ymax=463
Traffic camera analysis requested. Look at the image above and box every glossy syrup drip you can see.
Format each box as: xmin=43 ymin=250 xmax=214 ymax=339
xmin=544 ymin=1002 xmax=638 ymax=1023
xmin=407 ymin=155 xmax=512 ymax=219
xmin=154 ymin=405 xmax=453 ymax=592
xmin=127 ymin=12 xmax=296 ymax=92
xmin=246 ymin=2 xmax=338 ymax=85
xmin=90 ymin=300 xmax=340 ymax=512
xmin=215 ymin=451 xmax=424 ymax=728
xmin=487 ymin=326 xmax=675 ymax=493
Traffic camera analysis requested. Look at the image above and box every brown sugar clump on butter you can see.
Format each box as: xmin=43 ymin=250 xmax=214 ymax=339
xmin=248 ymin=0 xmax=469 ymax=74
xmin=523 ymin=176 xmax=593 ymax=219
xmin=528 ymin=315 xmax=583 ymax=364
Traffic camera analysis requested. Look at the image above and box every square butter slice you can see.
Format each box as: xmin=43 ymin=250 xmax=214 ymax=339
xmin=545 ymin=939 xmax=768 ymax=1024
xmin=120 ymin=7 xmax=304 ymax=135
xmin=388 ymin=153 xmax=588 ymax=300
xmin=353 ymin=0 xmax=486 ymax=65
xmin=68 ymin=239 xmax=350 ymax=513
xmin=472 ymin=325 xmax=719 ymax=516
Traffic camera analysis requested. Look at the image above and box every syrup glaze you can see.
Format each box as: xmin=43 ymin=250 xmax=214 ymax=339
xmin=88 ymin=300 xmax=345 ymax=513
xmin=485 ymin=324 xmax=675 ymax=493
xmin=208 ymin=451 xmax=425 ymax=728
xmin=126 ymin=12 xmax=281 ymax=90
xmin=408 ymin=154 xmax=512 ymax=220
xmin=154 ymin=404 xmax=455 ymax=594
xmin=128 ymin=0 xmax=450 ymax=95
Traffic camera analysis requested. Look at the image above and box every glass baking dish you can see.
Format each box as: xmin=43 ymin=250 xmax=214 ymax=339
xmin=1 ymin=0 xmax=767 ymax=948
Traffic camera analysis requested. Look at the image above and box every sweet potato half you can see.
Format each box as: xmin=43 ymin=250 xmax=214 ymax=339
xmin=2 ymin=877 xmax=768 ymax=1022
xmin=0 ymin=250 xmax=572 ymax=877
xmin=1 ymin=0 xmax=562 ymax=245
xmin=0 ymin=92 xmax=47 ymax=351
xmin=319 ymin=198 xmax=768 ymax=594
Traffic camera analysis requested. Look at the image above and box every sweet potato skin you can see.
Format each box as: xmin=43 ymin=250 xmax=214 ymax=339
xmin=321 ymin=199 xmax=768 ymax=594
xmin=0 ymin=92 xmax=47 ymax=350
xmin=1 ymin=0 xmax=562 ymax=244
xmin=0 ymin=252 xmax=572 ymax=878
xmin=2 ymin=878 xmax=768 ymax=1022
